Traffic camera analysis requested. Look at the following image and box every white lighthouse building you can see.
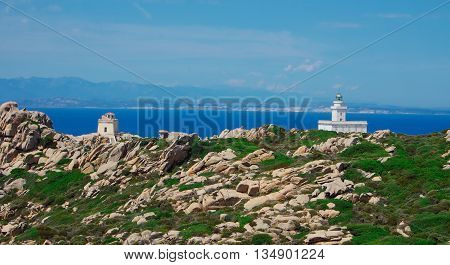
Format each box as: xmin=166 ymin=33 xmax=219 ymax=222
xmin=97 ymin=112 xmax=119 ymax=143
xmin=318 ymin=93 xmax=367 ymax=133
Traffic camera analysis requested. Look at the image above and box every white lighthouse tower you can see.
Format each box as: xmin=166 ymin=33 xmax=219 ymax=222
xmin=331 ymin=93 xmax=347 ymax=122
xmin=318 ymin=93 xmax=367 ymax=133
xmin=97 ymin=112 xmax=119 ymax=143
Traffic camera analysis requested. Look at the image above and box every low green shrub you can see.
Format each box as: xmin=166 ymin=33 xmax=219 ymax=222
xmin=163 ymin=178 xmax=180 ymax=188
xmin=374 ymin=236 xmax=434 ymax=245
xmin=27 ymin=170 xmax=87 ymax=205
xmin=57 ymin=158 xmax=72 ymax=166
xmin=348 ymin=224 xmax=390 ymax=245
xmin=251 ymin=233 xmax=273 ymax=245
xmin=293 ymin=226 xmax=310 ymax=241
xmin=179 ymin=182 xmax=204 ymax=191
xmin=39 ymin=135 xmax=55 ymax=148
xmin=236 ymin=214 xmax=253 ymax=228
xmin=298 ymin=130 xmax=337 ymax=147
xmin=191 ymin=138 xmax=259 ymax=159
xmin=410 ymin=212 xmax=450 ymax=243
xmin=353 ymin=159 xmax=384 ymax=175
xmin=259 ymin=153 xmax=294 ymax=171
xmin=343 ymin=168 xmax=366 ymax=182
xmin=199 ymin=171 xmax=215 ymax=177
xmin=180 ymin=223 xmax=213 ymax=239
xmin=340 ymin=141 xmax=388 ymax=159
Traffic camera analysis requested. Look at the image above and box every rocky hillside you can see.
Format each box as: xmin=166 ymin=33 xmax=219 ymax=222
xmin=0 ymin=102 xmax=449 ymax=245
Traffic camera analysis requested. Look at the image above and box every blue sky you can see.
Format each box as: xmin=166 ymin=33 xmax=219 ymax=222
xmin=1 ymin=0 xmax=450 ymax=108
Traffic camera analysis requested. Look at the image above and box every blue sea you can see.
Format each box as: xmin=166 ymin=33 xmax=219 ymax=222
xmin=30 ymin=108 xmax=450 ymax=138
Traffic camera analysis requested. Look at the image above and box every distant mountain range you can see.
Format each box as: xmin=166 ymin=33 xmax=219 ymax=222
xmin=0 ymin=77 xmax=284 ymax=107
xmin=1 ymin=77 xmax=449 ymax=115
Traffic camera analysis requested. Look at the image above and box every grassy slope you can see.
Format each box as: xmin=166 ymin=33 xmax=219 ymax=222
xmin=1 ymin=128 xmax=449 ymax=244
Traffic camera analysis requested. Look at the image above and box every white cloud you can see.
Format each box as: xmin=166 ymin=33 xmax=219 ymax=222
xmin=284 ymin=59 xmax=322 ymax=73
xmin=298 ymin=60 xmax=322 ymax=72
xmin=284 ymin=64 xmax=294 ymax=72
xmin=266 ymin=83 xmax=287 ymax=91
xmin=0 ymin=15 xmax=316 ymax=60
xmin=0 ymin=14 xmax=320 ymax=85
xmin=226 ymin=78 xmax=246 ymax=87
xmin=378 ymin=13 xmax=412 ymax=19
xmin=320 ymin=22 xmax=361 ymax=29
xmin=133 ymin=2 xmax=152 ymax=19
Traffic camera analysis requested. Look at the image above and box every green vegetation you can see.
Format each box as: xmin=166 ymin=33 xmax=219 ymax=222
xmin=39 ymin=135 xmax=55 ymax=148
xmin=268 ymin=125 xmax=285 ymax=136
xmin=191 ymin=138 xmax=259 ymax=159
xmin=179 ymin=182 xmax=205 ymax=191
xmin=259 ymin=152 xmax=294 ymax=171
xmin=163 ymin=178 xmax=180 ymax=188
xmin=299 ymin=130 xmax=337 ymax=147
xmin=156 ymin=138 xmax=169 ymax=149
xmin=340 ymin=141 xmax=388 ymax=159
xmin=15 ymin=226 xmax=59 ymax=242
xmin=354 ymin=185 xmax=375 ymax=195
xmin=236 ymin=214 xmax=253 ymax=228
xmin=293 ymin=226 xmax=310 ymax=241
xmin=353 ymin=159 xmax=384 ymax=175
xmin=307 ymin=199 xmax=354 ymax=225
xmin=56 ymin=158 xmax=72 ymax=166
xmin=342 ymin=168 xmax=366 ymax=182
xmin=347 ymin=224 xmax=390 ymax=245
xmin=180 ymin=223 xmax=213 ymax=239
xmin=199 ymin=171 xmax=215 ymax=177
xmin=307 ymin=132 xmax=449 ymax=244
xmin=348 ymin=224 xmax=434 ymax=245
xmin=251 ymin=234 xmax=273 ymax=245
xmin=11 ymin=170 xmax=89 ymax=205
xmin=1 ymin=128 xmax=449 ymax=245
xmin=410 ymin=212 xmax=450 ymax=243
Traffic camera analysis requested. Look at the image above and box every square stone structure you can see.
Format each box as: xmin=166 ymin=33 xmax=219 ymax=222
xmin=97 ymin=112 xmax=119 ymax=143
xmin=318 ymin=93 xmax=367 ymax=133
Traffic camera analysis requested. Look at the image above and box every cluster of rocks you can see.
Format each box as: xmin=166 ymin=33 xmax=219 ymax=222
xmin=106 ymin=150 xmax=379 ymax=244
xmin=187 ymin=148 xmax=273 ymax=176
xmin=367 ymin=130 xmax=391 ymax=141
xmin=1 ymin=102 xmax=410 ymax=245
xmin=312 ymin=136 xmax=359 ymax=154
xmin=0 ymin=102 xmax=54 ymax=168
xmin=215 ymin=125 xmax=278 ymax=141
xmin=124 ymin=230 xmax=181 ymax=245
xmin=0 ymin=102 xmax=201 ymax=199
xmin=304 ymin=226 xmax=352 ymax=245
xmin=290 ymin=145 xmax=310 ymax=158
xmin=396 ymin=221 xmax=412 ymax=238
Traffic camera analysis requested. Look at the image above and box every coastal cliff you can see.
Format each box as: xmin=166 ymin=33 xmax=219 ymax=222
xmin=0 ymin=102 xmax=449 ymax=245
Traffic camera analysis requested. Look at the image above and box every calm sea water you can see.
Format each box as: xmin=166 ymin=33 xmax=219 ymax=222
xmin=30 ymin=108 xmax=450 ymax=138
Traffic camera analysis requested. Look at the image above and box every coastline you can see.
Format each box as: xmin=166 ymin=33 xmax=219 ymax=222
xmin=29 ymin=106 xmax=450 ymax=116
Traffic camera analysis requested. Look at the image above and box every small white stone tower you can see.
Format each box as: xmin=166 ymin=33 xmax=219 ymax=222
xmin=331 ymin=93 xmax=347 ymax=122
xmin=318 ymin=93 xmax=367 ymax=133
xmin=97 ymin=112 xmax=118 ymax=143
